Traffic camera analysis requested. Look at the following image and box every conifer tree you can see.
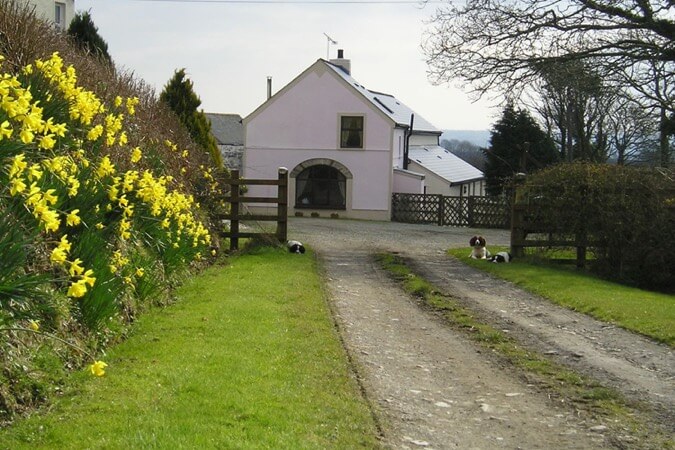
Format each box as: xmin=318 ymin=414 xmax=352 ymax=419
xmin=484 ymin=104 xmax=558 ymax=196
xmin=160 ymin=69 xmax=222 ymax=167
xmin=67 ymin=11 xmax=111 ymax=63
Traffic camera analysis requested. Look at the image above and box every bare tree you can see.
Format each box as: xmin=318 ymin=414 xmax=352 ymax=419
xmin=423 ymin=0 xmax=674 ymax=117
xmin=527 ymin=60 xmax=614 ymax=162
xmin=606 ymin=96 xmax=660 ymax=164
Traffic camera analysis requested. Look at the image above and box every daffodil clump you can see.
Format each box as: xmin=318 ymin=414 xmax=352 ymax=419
xmin=1 ymin=52 xmax=214 ymax=334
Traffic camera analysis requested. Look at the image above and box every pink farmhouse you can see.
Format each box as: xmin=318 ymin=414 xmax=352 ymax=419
xmin=242 ymin=52 xmax=484 ymax=221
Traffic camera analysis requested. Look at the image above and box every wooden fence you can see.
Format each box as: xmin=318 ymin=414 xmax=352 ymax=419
xmin=391 ymin=193 xmax=509 ymax=228
xmin=220 ymin=168 xmax=288 ymax=251
xmin=510 ymin=202 xmax=594 ymax=267
xmin=509 ymin=182 xmax=675 ymax=268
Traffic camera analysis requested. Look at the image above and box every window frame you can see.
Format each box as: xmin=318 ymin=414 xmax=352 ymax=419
xmin=54 ymin=2 xmax=66 ymax=30
xmin=295 ymin=165 xmax=347 ymax=210
xmin=339 ymin=115 xmax=365 ymax=149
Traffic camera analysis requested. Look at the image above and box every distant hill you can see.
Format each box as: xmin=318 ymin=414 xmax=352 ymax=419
xmin=441 ymin=130 xmax=490 ymax=148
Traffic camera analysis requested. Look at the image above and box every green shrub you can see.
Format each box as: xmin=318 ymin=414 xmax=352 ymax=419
xmin=520 ymin=163 xmax=674 ymax=290
xmin=0 ymin=0 xmax=223 ymax=422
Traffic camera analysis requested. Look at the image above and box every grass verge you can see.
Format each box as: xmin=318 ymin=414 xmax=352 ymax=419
xmin=376 ymin=252 xmax=674 ymax=450
xmin=0 ymin=247 xmax=381 ymax=449
xmin=447 ymin=247 xmax=674 ymax=347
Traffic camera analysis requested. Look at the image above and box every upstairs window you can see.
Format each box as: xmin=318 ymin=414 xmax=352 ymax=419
xmin=340 ymin=115 xmax=364 ymax=149
xmin=55 ymin=2 xmax=66 ymax=30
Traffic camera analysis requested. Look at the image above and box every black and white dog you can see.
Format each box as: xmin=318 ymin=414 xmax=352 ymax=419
xmin=287 ymin=240 xmax=306 ymax=254
xmin=469 ymin=235 xmax=490 ymax=259
xmin=489 ymin=251 xmax=512 ymax=263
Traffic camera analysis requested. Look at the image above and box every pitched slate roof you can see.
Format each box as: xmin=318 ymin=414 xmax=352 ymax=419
xmin=205 ymin=113 xmax=244 ymax=146
xmin=409 ymin=145 xmax=484 ymax=184
xmin=323 ymin=61 xmax=440 ymax=133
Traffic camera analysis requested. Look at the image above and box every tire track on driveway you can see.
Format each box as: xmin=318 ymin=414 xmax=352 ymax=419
xmin=406 ymin=252 xmax=675 ymax=424
xmin=290 ymin=218 xmax=673 ymax=448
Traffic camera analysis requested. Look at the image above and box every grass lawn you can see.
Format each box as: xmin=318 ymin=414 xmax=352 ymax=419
xmin=447 ymin=247 xmax=674 ymax=347
xmin=0 ymin=247 xmax=380 ymax=449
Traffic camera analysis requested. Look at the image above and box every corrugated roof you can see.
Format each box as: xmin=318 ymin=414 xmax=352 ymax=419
xmin=324 ymin=61 xmax=440 ymax=133
xmin=205 ymin=113 xmax=244 ymax=146
xmin=409 ymin=145 xmax=484 ymax=184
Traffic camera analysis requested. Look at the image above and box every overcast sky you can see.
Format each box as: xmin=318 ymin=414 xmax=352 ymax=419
xmin=75 ymin=0 xmax=498 ymax=130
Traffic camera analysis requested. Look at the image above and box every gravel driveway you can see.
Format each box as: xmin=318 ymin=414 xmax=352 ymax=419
xmin=288 ymin=217 xmax=674 ymax=449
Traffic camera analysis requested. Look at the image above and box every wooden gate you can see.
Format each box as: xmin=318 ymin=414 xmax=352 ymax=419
xmin=220 ymin=168 xmax=288 ymax=250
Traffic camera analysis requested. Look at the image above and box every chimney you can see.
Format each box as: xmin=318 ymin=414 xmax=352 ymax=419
xmin=267 ymin=76 xmax=272 ymax=100
xmin=329 ymin=49 xmax=351 ymax=75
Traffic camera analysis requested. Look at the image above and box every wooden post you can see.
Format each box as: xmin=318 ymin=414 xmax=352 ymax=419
xmin=437 ymin=195 xmax=444 ymax=226
xmin=277 ymin=167 xmax=288 ymax=243
xmin=510 ymin=173 xmax=527 ymax=257
xmin=576 ymin=233 xmax=587 ymax=269
xmin=229 ymin=169 xmax=240 ymax=251
xmin=467 ymin=196 xmax=475 ymax=227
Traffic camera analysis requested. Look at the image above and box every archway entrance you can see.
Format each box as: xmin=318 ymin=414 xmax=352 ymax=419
xmin=295 ymin=165 xmax=346 ymax=209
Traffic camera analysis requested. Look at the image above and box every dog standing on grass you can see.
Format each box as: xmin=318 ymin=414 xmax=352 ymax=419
xmin=469 ymin=235 xmax=490 ymax=259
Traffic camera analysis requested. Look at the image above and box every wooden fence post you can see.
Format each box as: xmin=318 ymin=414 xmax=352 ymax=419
xmin=437 ymin=195 xmax=444 ymax=226
xmin=229 ymin=169 xmax=240 ymax=251
xmin=510 ymin=174 xmax=527 ymax=257
xmin=467 ymin=196 xmax=475 ymax=227
xmin=277 ymin=167 xmax=288 ymax=243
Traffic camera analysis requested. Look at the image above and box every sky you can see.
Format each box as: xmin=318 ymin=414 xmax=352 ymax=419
xmin=74 ymin=0 xmax=498 ymax=131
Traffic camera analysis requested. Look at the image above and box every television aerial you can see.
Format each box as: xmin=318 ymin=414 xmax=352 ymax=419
xmin=323 ymin=33 xmax=338 ymax=59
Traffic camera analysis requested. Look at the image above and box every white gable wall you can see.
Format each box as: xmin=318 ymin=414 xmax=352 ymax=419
xmin=244 ymin=61 xmax=395 ymax=220
xmin=23 ymin=0 xmax=74 ymax=30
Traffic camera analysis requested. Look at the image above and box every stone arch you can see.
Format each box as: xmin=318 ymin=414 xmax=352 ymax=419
xmin=290 ymin=158 xmax=353 ymax=179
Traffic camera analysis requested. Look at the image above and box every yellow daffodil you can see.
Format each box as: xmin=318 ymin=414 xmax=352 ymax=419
xmin=27 ymin=164 xmax=43 ymax=181
xmin=50 ymin=247 xmax=68 ymax=265
xmin=82 ymin=269 xmax=96 ymax=288
xmin=58 ymin=234 xmax=71 ymax=252
xmin=89 ymin=360 xmax=108 ymax=377
xmin=96 ymin=156 xmax=116 ymax=178
xmin=126 ymin=97 xmax=139 ymax=115
xmin=0 ymin=120 xmax=12 ymax=139
xmin=19 ymin=128 xmax=34 ymax=144
xmin=66 ymin=209 xmax=81 ymax=226
xmin=69 ymin=258 xmax=84 ymax=277
xmin=28 ymin=320 xmax=40 ymax=331
xmin=40 ymin=208 xmax=61 ymax=232
xmin=67 ymin=177 xmax=80 ymax=197
xmin=130 ymin=147 xmax=142 ymax=163
xmin=135 ymin=268 xmax=145 ymax=278
xmin=9 ymin=178 xmax=26 ymax=196
xmin=87 ymin=124 xmax=103 ymax=141
xmin=38 ymin=133 xmax=56 ymax=150
xmin=8 ymin=154 xmax=27 ymax=178
xmin=67 ymin=279 xmax=87 ymax=298
xmin=41 ymin=189 xmax=57 ymax=206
